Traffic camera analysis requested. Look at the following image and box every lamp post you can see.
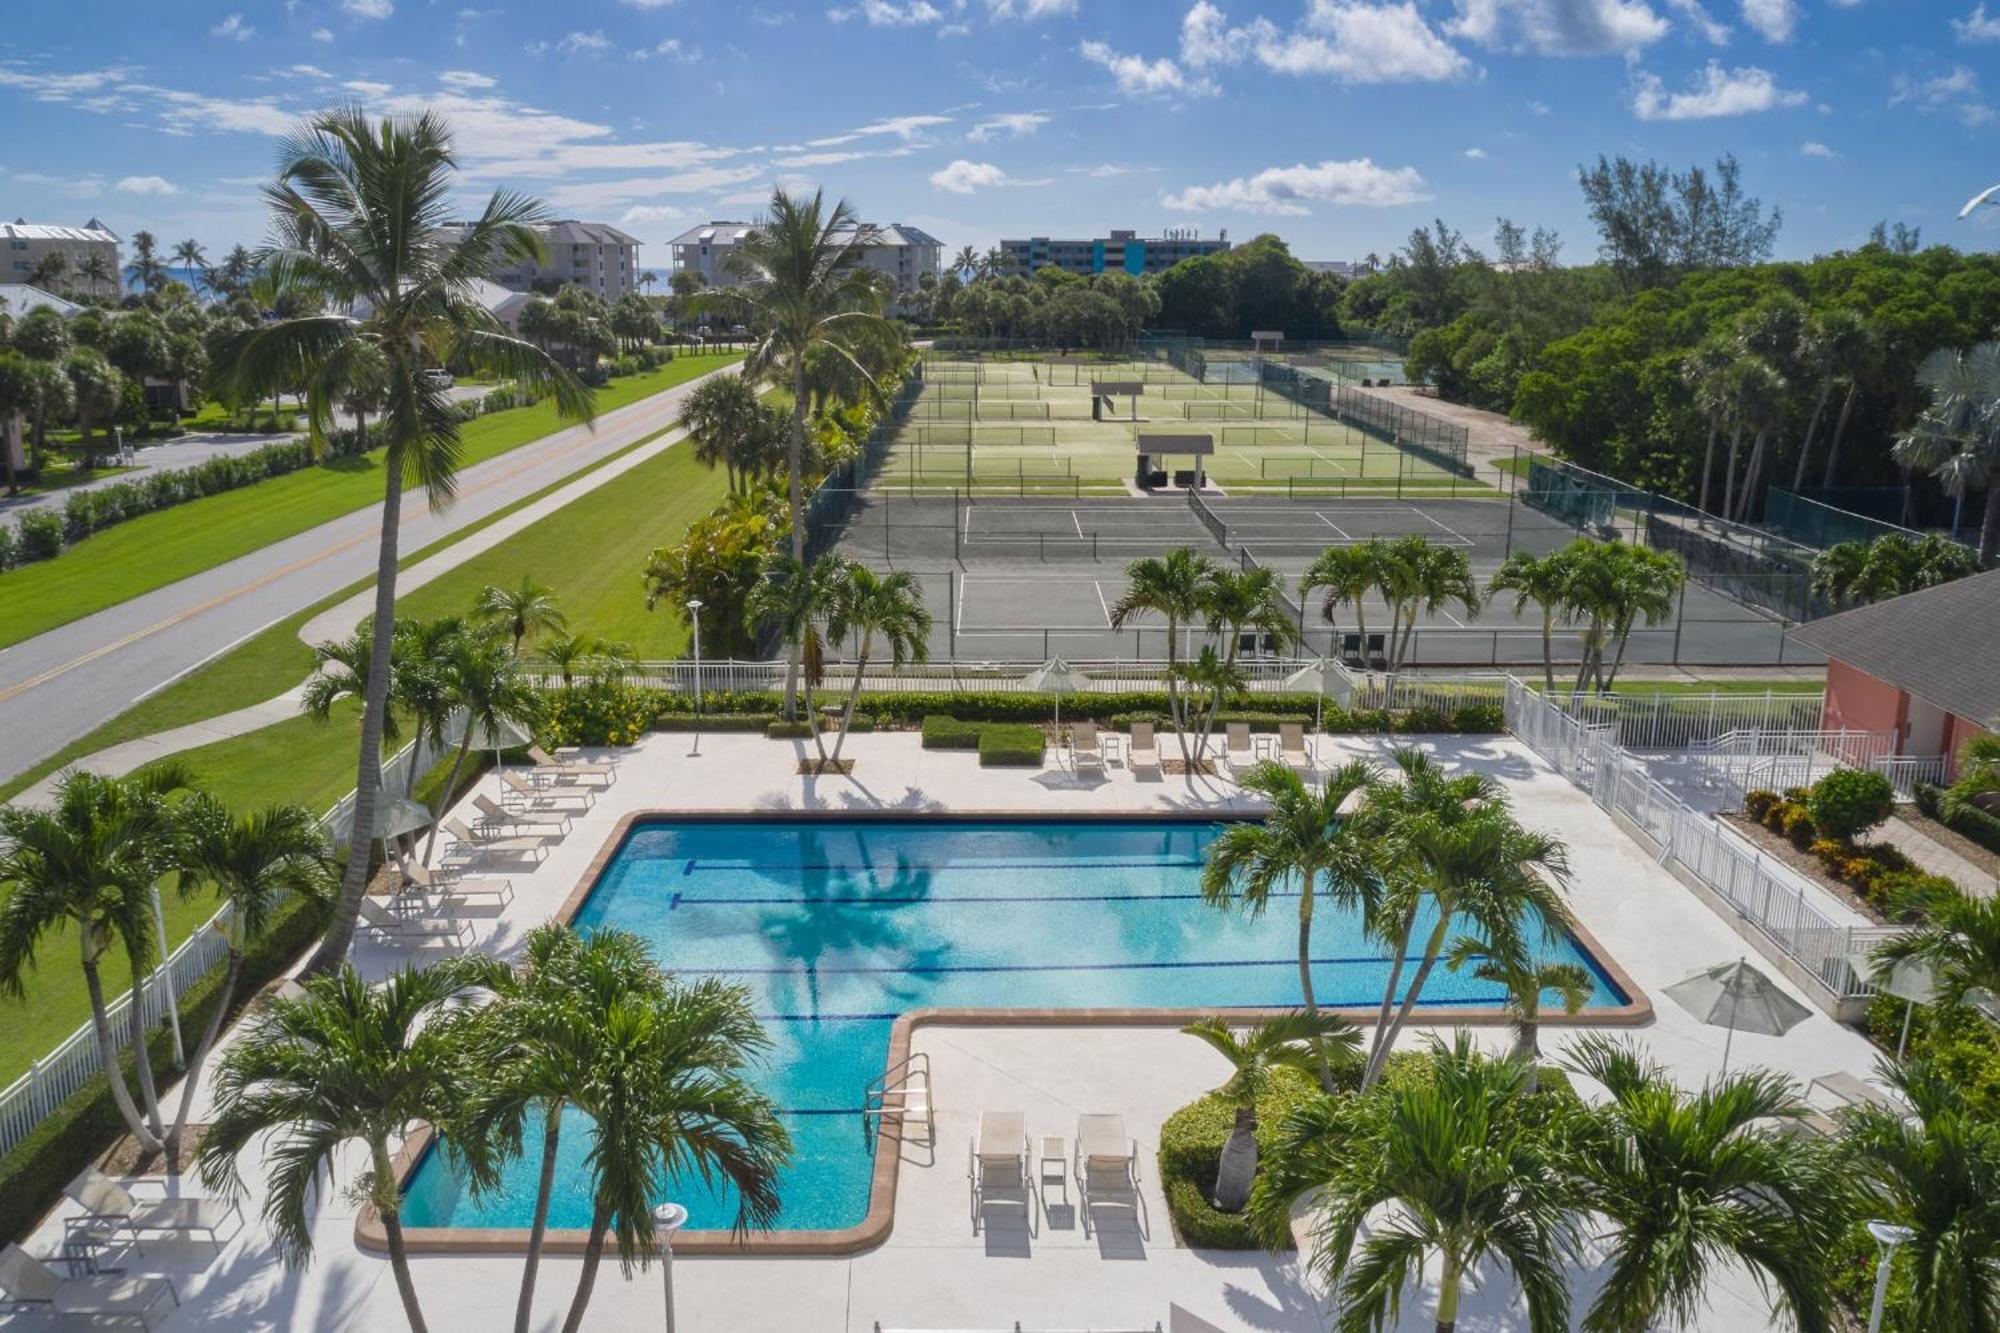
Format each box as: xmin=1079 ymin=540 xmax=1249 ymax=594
xmin=652 ymin=1201 xmax=689 ymax=1333
xmin=1865 ymin=1219 xmax=1914 ymax=1333
xmin=685 ymin=598 xmax=704 ymax=755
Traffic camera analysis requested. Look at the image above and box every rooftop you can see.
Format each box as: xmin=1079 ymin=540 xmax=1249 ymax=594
xmin=0 ymin=283 xmax=85 ymax=317
xmin=669 ymin=220 xmax=940 ymax=248
xmin=1788 ymin=566 xmax=2000 ymax=724
xmin=3 ymin=217 xmax=120 ymax=243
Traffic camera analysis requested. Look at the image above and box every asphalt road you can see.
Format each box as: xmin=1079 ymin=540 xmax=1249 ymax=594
xmin=0 ymin=365 xmax=736 ymax=786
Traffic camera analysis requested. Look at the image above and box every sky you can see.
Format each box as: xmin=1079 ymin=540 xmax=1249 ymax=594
xmin=1 ymin=0 xmax=1997 ymax=272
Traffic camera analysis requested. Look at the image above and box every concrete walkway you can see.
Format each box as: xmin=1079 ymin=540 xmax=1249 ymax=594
xmin=1880 ymin=811 xmax=1999 ymax=899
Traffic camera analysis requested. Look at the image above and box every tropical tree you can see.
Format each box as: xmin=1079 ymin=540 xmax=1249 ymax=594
xmin=822 ymin=563 xmax=931 ymax=766
xmin=1196 ymin=564 xmax=1299 ymax=743
xmin=22 ymin=358 xmax=73 ymax=471
xmin=953 ymin=244 xmax=980 ymax=280
xmin=64 ymin=348 xmax=124 ymax=468
xmin=334 ymin=337 xmax=390 ymax=445
xmin=1564 ymin=1036 xmax=1848 ymax=1333
xmin=704 ymin=189 xmax=891 ymax=718
xmin=1873 ymin=885 xmax=2000 ymax=1011
xmin=744 ymin=553 xmax=849 ymax=766
xmin=1251 ymin=1036 xmax=1578 ymax=1333
xmin=213 ymin=243 xmax=256 ymax=302
xmin=642 ymin=494 xmax=786 ymax=659
xmin=1790 ymin=309 xmax=1868 ymax=490
xmin=1181 ymin=1012 xmax=1359 ymax=1213
xmin=1301 ymin=544 xmax=1379 ymax=667
xmin=76 ymin=251 xmax=117 ymax=301
xmin=538 ymin=632 xmax=638 ymax=686
xmin=0 ymin=352 xmax=36 ymax=494
xmin=1819 ymin=317 xmax=1881 ymax=490
xmin=1108 ymin=547 xmax=1218 ymax=763
xmin=1385 ymin=539 xmax=1479 ymax=678
xmin=125 ymin=230 xmax=167 ymax=294
xmin=418 ymin=634 xmax=543 ymax=863
xmin=225 ymin=109 xmax=594 ymax=975
xmin=1441 ymin=938 xmax=1592 ymax=1091
xmin=199 ymin=962 xmax=497 ymax=1333
xmin=1486 ymin=547 xmax=1578 ymax=694
xmin=1810 ymin=534 xmax=1980 ymax=610
xmin=1894 ymin=342 xmax=2000 ymax=565
xmin=171 ymin=238 xmax=208 ymax=293
xmin=1561 ymin=540 xmax=1685 ymax=694
xmin=28 ymin=250 xmax=70 ymax=296
xmin=0 ymin=766 xmax=197 ymax=1157
xmin=1841 ymin=1059 xmax=2000 ymax=1333
xmin=1681 ymin=337 xmax=1735 ymax=514
xmin=679 ymin=371 xmax=767 ymax=495
xmin=1200 ymin=759 xmax=1379 ymax=1088
xmin=474 ymin=577 xmax=566 ymax=656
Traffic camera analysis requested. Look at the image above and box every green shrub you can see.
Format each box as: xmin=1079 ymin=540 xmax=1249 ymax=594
xmin=765 ymin=719 xmax=814 ymax=739
xmin=1781 ymin=804 xmax=1818 ymax=850
xmin=1863 ymin=993 xmax=2000 ymax=1121
xmin=1914 ymin=780 xmax=2000 ymax=856
xmin=539 ymin=680 xmax=659 ymax=747
xmin=1743 ymin=789 xmax=1782 ymax=821
xmin=978 ymin=724 xmax=1045 ymax=766
xmin=921 ymin=715 xmax=983 ymax=749
xmin=16 ymin=509 xmax=62 ymax=561
xmin=1808 ymin=768 xmax=1896 ymax=841
xmin=1765 ymin=800 xmax=1807 ymax=834
xmin=0 ymin=521 xmax=16 ymax=570
xmin=1158 ymin=1067 xmax=1318 ymax=1249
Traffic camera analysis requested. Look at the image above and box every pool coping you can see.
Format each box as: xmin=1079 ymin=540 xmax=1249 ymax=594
xmin=363 ymin=807 xmax=1652 ymax=1259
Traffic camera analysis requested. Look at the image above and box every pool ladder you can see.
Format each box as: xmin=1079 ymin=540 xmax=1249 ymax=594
xmin=863 ymin=1051 xmax=934 ymax=1147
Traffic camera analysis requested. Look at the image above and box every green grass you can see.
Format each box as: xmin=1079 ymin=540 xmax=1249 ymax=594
xmin=0 ymin=354 xmax=739 ymax=649
xmin=11 ymin=460 xmax=140 ymax=498
xmin=1608 ymin=676 xmax=1823 ymax=696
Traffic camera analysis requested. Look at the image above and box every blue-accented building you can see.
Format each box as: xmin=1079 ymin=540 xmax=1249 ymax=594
xmin=999 ymin=228 xmax=1230 ymax=278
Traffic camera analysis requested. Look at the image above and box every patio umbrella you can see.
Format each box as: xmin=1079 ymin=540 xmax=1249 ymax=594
xmin=466 ymin=715 xmax=534 ymax=781
xmin=1282 ymin=657 xmax=1354 ymax=733
xmin=330 ymin=793 xmax=435 ymax=850
xmin=1021 ymin=659 xmax=1090 ymax=731
xmin=1665 ymin=957 xmax=1813 ymax=1074
xmin=1850 ymin=952 xmax=1939 ymax=1060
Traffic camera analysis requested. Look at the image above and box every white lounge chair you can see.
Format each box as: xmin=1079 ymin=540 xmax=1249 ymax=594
xmin=1073 ymin=1113 xmax=1143 ymax=1237
xmin=1224 ymin=722 xmax=1260 ymax=777
xmin=501 ymin=768 xmax=596 ymax=810
xmin=401 ymin=862 xmax=515 ymax=908
xmin=1808 ymin=1070 xmax=1904 ymax=1115
xmin=0 ymin=1243 xmax=179 ymax=1332
xmin=65 ymin=1168 xmax=245 ymax=1251
xmin=358 ymin=896 xmax=474 ymax=948
xmin=473 ymin=793 xmax=571 ymax=837
xmin=1278 ymin=722 xmax=1315 ymax=774
xmin=968 ymin=1111 xmax=1033 ymax=1234
xmin=528 ymin=744 xmax=615 ymax=785
xmin=442 ymin=817 xmax=549 ymax=865
xmin=1127 ymin=722 xmax=1161 ymax=775
xmin=1070 ymin=721 xmax=1105 ymax=774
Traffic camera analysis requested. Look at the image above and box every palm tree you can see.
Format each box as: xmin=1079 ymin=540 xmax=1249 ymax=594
xmin=953 ymin=244 xmax=980 ymax=281
xmin=678 ymin=371 xmax=765 ymax=495
xmin=1791 ymin=310 xmax=1866 ymax=490
xmin=473 ymin=577 xmax=567 ymax=656
xmin=170 ymin=799 xmax=334 ymax=1165
xmin=1842 ymin=1059 xmax=2000 ymax=1333
xmin=1169 ymin=645 xmax=1247 ymax=761
xmin=0 ymin=352 xmax=35 ymax=495
xmin=214 ymin=243 xmax=256 ymax=302
xmin=1487 ymin=548 xmax=1577 ymax=694
xmin=28 ymin=250 xmax=70 ymax=296
xmin=418 ymin=634 xmax=542 ymax=864
xmin=199 ymin=962 xmax=497 ymax=1333
xmin=227 ymin=109 xmax=594 ymax=975
xmin=1387 ymin=540 xmax=1479 ymax=678
xmin=0 ymin=766 xmax=197 ymax=1157
xmin=706 ymin=189 xmax=890 ymax=718
xmin=538 ymin=632 xmax=637 ymax=685
xmin=1724 ymin=356 xmax=1785 ymax=523
xmin=1873 ymin=885 xmax=2000 ymax=1011
xmin=76 ymin=251 xmax=116 ymax=301
xmin=1108 ymin=547 xmax=1218 ymax=763
xmin=333 ymin=338 xmax=389 ymax=446
xmin=1301 ymin=544 xmax=1378 ymax=668
xmin=1821 ymin=319 xmax=1882 ymax=490
xmin=1561 ymin=540 xmax=1685 ymax=695
xmin=125 ymin=230 xmax=166 ymax=294
xmin=1895 ymin=343 xmax=2000 ymax=565
xmin=1200 ymin=759 xmax=1379 ymax=1088
xmin=1564 ymin=1036 xmax=1847 ymax=1333
xmin=1196 ymin=564 xmax=1299 ymax=743
xmin=745 ymin=553 xmax=848 ymax=766
xmin=1441 ymin=938 xmax=1591 ymax=1091
xmin=301 ymin=627 xmax=405 ymax=757
xmin=1251 ymin=1035 xmax=1578 ymax=1333
xmin=1182 ymin=1012 xmax=1359 ymax=1213
xmin=65 ymin=349 xmax=124 ymax=470
xmin=171 ymin=238 xmax=208 ymax=293
xmin=822 ymin=563 xmax=931 ymax=766
xmin=1681 ymin=338 xmax=1734 ymax=514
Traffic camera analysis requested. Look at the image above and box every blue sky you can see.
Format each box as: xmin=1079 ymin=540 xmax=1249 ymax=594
xmin=1 ymin=0 xmax=1996 ymax=269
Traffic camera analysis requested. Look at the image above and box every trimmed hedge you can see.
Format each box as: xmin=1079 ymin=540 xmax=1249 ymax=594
xmin=0 ymin=890 xmax=330 ymax=1245
xmin=978 ymin=724 xmax=1045 ymax=767
xmin=1159 ymin=1067 xmax=1318 ymax=1249
xmin=921 ymin=715 xmax=982 ymax=749
xmin=765 ymin=719 xmax=814 ymax=739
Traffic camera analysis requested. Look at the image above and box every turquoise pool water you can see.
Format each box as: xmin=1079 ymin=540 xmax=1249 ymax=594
xmin=403 ymin=817 xmax=1623 ymax=1232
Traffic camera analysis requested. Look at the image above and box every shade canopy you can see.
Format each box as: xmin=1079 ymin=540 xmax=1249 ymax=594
xmin=330 ymin=793 xmax=435 ymax=844
xmin=1665 ymin=958 xmax=1813 ymax=1039
xmin=1849 ymin=952 xmax=1939 ymax=1005
xmin=1282 ymin=657 xmax=1354 ymax=707
xmin=466 ymin=715 xmax=534 ymax=752
xmin=1021 ymin=659 xmax=1090 ymax=695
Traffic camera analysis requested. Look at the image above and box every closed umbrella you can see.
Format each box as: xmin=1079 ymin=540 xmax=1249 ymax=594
xmin=1282 ymin=657 xmax=1354 ymax=733
xmin=1021 ymin=659 xmax=1091 ymax=732
xmin=1665 ymin=957 xmax=1813 ymax=1073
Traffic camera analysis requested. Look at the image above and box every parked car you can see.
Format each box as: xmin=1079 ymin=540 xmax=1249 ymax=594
xmin=421 ymin=368 xmax=454 ymax=389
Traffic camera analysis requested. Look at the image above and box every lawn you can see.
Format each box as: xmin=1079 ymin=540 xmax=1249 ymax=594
xmin=0 ymin=353 xmax=739 ymax=649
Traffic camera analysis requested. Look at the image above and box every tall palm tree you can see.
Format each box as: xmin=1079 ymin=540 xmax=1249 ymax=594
xmin=822 ymin=563 xmax=931 ymax=766
xmin=1251 ymin=1035 xmax=1578 ymax=1333
xmin=0 ymin=766 xmax=197 ymax=1156
xmin=953 ymin=244 xmax=980 ymax=281
xmin=76 ymin=251 xmax=116 ymax=301
xmin=1182 ymin=1011 xmax=1359 ymax=1213
xmin=170 ymin=799 xmax=334 ymax=1165
xmin=171 ymin=238 xmax=208 ymax=294
xmin=227 ymin=109 xmax=593 ymax=975
xmin=1564 ymin=1036 xmax=1847 ymax=1333
xmin=1842 ymin=1059 xmax=2000 ymax=1333
xmin=1441 ymin=938 xmax=1592 ymax=1091
xmin=537 ymin=632 xmax=637 ymax=686
xmin=1200 ymin=759 xmax=1379 ymax=1088
xmin=1681 ymin=338 xmax=1734 ymax=514
xmin=1895 ymin=343 xmax=2000 ymax=565
xmin=418 ymin=634 xmax=543 ymax=864
xmin=1486 ymin=548 xmax=1577 ymax=694
xmin=1790 ymin=310 xmax=1866 ymax=490
xmin=199 ymin=962 xmax=498 ymax=1333
xmin=333 ymin=337 xmax=389 ymax=446
xmin=28 ymin=250 xmax=70 ymax=296
xmin=1301 ymin=544 xmax=1378 ymax=668
xmin=473 ymin=577 xmax=567 ymax=656
xmin=124 ymin=230 xmax=166 ymax=294
xmin=678 ymin=370 xmax=765 ymax=495
xmin=1821 ymin=318 xmax=1882 ymax=490
xmin=746 ymin=553 xmax=848 ymax=766
xmin=1723 ymin=357 xmax=1785 ymax=523
xmin=215 ymin=243 xmax=256 ymax=302
xmin=1561 ymin=540 xmax=1684 ymax=695
xmin=1196 ymin=565 xmax=1299 ymax=743
xmin=1108 ymin=547 xmax=1218 ymax=763
xmin=1387 ymin=540 xmax=1479 ymax=678
xmin=1874 ymin=885 xmax=2000 ymax=1011
xmin=705 ymin=189 xmax=890 ymax=718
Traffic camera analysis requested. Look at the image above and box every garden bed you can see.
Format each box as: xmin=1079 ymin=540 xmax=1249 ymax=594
xmin=1719 ymin=813 xmax=1901 ymax=926
xmin=1893 ymin=805 xmax=2000 ymax=883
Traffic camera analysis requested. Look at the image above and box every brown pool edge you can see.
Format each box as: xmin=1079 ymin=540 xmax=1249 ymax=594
xmin=361 ymin=808 xmax=1652 ymax=1258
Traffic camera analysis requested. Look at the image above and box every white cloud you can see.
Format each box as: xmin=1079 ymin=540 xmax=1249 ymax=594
xmin=1065 ymin=162 xmax=1153 ymax=177
xmin=930 ymin=159 xmax=1008 ymax=192
xmin=1463 ymin=146 xmax=1487 ymax=157
xmin=1181 ymin=1 xmax=1468 ymax=83
xmin=343 ymin=0 xmax=394 ymax=16
xmin=967 ymin=110 xmax=1050 ymax=140
xmin=542 ymin=165 xmax=766 ymax=210
xmin=1631 ymin=60 xmax=1807 ymax=119
xmin=621 ymin=0 xmax=681 ymax=8
xmin=827 ymin=0 xmax=944 ymax=24
xmin=555 ymin=30 xmax=613 ymax=55
xmin=1163 ymin=157 xmax=1430 ymax=213
xmin=1663 ymin=0 xmax=1729 ymax=43
xmin=633 ymin=38 xmax=700 ymax=61
xmin=1955 ymin=4 xmax=2000 ymax=40
xmin=986 ymin=0 xmax=1077 ymax=16
xmin=1528 ymin=98 xmax=1551 ymax=113
xmin=345 ymin=80 xmax=393 ymax=95
xmin=1447 ymin=0 xmax=1668 ymax=55
xmin=114 ymin=174 xmax=178 ymax=195
xmin=1800 ymin=140 xmax=1835 ymax=157
xmin=281 ymin=64 xmax=334 ymax=79
xmin=1079 ymin=40 xmax=1211 ymax=95
xmin=1739 ymin=0 xmax=1795 ymax=41
xmin=439 ymin=70 xmax=497 ymax=89
xmin=311 ymin=27 xmax=335 ymax=42
xmin=620 ymin=204 xmax=686 ymax=225
xmin=1890 ymin=65 xmax=1994 ymax=126
xmin=211 ymin=13 xmax=255 ymax=41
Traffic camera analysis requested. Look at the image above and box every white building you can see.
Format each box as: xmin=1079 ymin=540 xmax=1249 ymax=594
xmin=440 ymin=219 xmax=643 ymax=302
xmin=669 ymin=220 xmax=942 ymax=314
xmin=1 ymin=218 xmax=121 ymax=292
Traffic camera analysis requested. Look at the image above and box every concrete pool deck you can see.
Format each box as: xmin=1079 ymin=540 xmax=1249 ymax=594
xmin=26 ymin=729 xmax=1895 ymax=1332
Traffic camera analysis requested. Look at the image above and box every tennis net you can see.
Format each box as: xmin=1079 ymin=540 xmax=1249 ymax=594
xmin=1187 ymin=489 xmax=1231 ymax=549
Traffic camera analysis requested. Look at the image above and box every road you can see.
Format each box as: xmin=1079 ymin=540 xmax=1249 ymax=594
xmin=0 ymin=366 xmax=734 ymax=786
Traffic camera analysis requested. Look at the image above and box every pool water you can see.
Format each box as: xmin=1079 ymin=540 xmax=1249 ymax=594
xmin=403 ymin=818 xmax=1623 ymax=1232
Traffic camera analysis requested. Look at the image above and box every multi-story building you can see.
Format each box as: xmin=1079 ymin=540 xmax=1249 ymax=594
xmin=1 ymin=218 xmax=121 ymax=290
xmin=441 ymin=219 xmax=643 ymax=302
xmin=997 ymin=228 xmax=1230 ymax=278
xmin=669 ymin=220 xmax=942 ymax=314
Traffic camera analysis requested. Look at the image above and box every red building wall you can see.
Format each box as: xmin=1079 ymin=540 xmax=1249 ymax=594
xmin=1822 ymin=658 xmax=1908 ymax=737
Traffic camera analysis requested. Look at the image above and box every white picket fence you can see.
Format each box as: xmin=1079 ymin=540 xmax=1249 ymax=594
xmin=0 ymin=714 xmax=470 ymax=1162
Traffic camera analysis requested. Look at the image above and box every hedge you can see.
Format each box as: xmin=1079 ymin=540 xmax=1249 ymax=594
xmin=978 ymin=724 xmax=1045 ymax=767
xmin=1159 ymin=1066 xmax=1318 ymax=1249
xmin=0 ymin=890 xmax=329 ymax=1245
xmin=921 ymin=715 xmax=982 ymax=749
xmin=1914 ymin=781 xmax=2000 ymax=857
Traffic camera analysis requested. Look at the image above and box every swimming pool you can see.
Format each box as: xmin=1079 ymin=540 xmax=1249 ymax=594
xmin=402 ymin=816 xmax=1628 ymax=1236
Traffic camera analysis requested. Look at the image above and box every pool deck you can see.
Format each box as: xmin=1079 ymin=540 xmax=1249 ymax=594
xmin=36 ymin=730 xmax=1894 ymax=1332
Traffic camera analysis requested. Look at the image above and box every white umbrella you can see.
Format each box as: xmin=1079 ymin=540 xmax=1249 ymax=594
xmin=1282 ymin=657 xmax=1354 ymax=733
xmin=1665 ymin=957 xmax=1813 ymax=1073
xmin=1849 ymin=951 xmax=1939 ymax=1060
xmin=467 ymin=714 xmax=534 ymax=781
xmin=1021 ymin=659 xmax=1090 ymax=731
xmin=329 ymin=793 xmax=435 ymax=847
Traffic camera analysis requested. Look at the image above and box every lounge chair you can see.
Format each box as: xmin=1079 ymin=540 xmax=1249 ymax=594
xmin=64 ymin=1168 xmax=245 ymax=1251
xmin=442 ymin=817 xmax=548 ymax=866
xmin=0 ymin=1243 xmax=179 ymax=1331
xmin=500 ymin=768 xmax=596 ymax=811
xmin=1278 ymin=722 xmax=1315 ymax=774
xmin=473 ymin=793 xmax=571 ymax=837
xmin=528 ymin=744 xmax=615 ymax=785
xmin=402 ymin=862 xmax=515 ymax=908
xmin=1224 ymin=722 xmax=1260 ymax=777
xmin=1808 ymin=1070 xmax=1903 ymax=1114
xmin=1127 ymin=722 xmax=1161 ymax=776
xmin=358 ymin=896 xmax=474 ymax=948
xmin=1070 ymin=721 xmax=1105 ymax=774
xmin=968 ymin=1111 xmax=1033 ymax=1234
xmin=1073 ymin=1114 xmax=1143 ymax=1237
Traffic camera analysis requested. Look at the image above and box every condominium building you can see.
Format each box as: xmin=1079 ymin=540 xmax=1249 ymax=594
xmin=669 ymin=220 xmax=942 ymax=314
xmin=441 ymin=219 xmax=643 ymax=301
xmin=1 ymin=218 xmax=121 ymax=288
xmin=997 ymin=228 xmax=1231 ymax=278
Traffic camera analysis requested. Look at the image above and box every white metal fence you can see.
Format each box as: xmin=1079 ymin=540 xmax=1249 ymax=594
xmin=0 ymin=714 xmax=469 ymax=1161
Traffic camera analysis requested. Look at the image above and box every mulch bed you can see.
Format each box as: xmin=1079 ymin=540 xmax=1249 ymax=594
xmin=1892 ymin=807 xmax=2000 ymax=882
xmin=797 ymin=759 xmax=856 ymax=776
xmin=97 ymin=1123 xmax=213 ymax=1177
xmin=1163 ymin=759 xmax=1218 ymax=777
xmin=1718 ymin=812 xmax=1893 ymax=926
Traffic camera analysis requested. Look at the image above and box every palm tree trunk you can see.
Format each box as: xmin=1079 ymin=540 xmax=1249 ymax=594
xmin=421 ymin=732 xmax=476 ymax=866
xmin=1721 ymin=425 xmax=1743 ymax=520
xmin=830 ymin=635 xmax=870 ymax=766
xmin=1297 ymin=887 xmax=1335 ymax=1091
xmin=308 ymin=444 xmax=408 ymax=976
xmin=127 ymin=963 xmax=166 ymax=1140
xmin=1539 ymin=607 xmax=1555 ymax=695
xmin=1736 ymin=429 xmax=1768 ymax=522
xmin=558 ymin=1205 xmax=613 ymax=1333
xmin=3 ymin=414 xmax=18 ymax=497
xmin=165 ymin=948 xmax=242 ymax=1170
xmin=1210 ymin=1106 xmax=1259 ymax=1213
xmin=1352 ymin=597 xmax=1370 ymax=674
xmin=1434 ymin=1250 xmax=1462 ymax=1333
xmin=783 ymin=360 xmax=807 ymax=721
xmin=1822 ymin=384 xmax=1857 ymax=489
xmin=1792 ymin=382 xmax=1832 ymax=490
xmin=514 ymin=1108 xmax=562 ymax=1333
xmin=1361 ymin=906 xmax=1417 ymax=1092
xmin=1164 ymin=615 xmax=1190 ymax=764
xmin=1364 ymin=916 xmax=1449 ymax=1090
xmin=373 ymin=1143 xmax=432 ymax=1333
xmin=1602 ymin=616 xmax=1637 ymax=692
xmin=1696 ymin=419 xmax=1717 ymax=513
xmin=81 ymin=957 xmax=163 ymax=1154
xmin=1980 ymin=480 xmax=2000 ymax=569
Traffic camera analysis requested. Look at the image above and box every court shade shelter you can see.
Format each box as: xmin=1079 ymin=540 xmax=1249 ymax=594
xmin=1135 ymin=432 xmax=1214 ymax=491
xmin=1251 ymin=330 xmax=1284 ymax=354
xmin=1090 ymin=380 xmax=1145 ymax=422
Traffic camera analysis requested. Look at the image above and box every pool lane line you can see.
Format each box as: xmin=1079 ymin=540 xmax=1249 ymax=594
xmin=665 ymin=888 xmax=1295 ymax=907
xmin=675 ymin=857 xmax=1209 ymax=872
xmin=681 ymin=950 xmax=1498 ymax=977
xmin=750 ymin=989 xmax=1520 ymax=1024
